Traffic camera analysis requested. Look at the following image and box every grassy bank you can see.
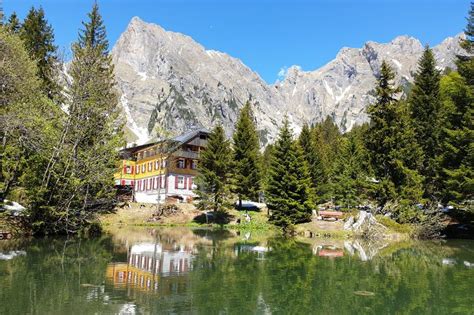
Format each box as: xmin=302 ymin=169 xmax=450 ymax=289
xmin=99 ymin=202 xmax=413 ymax=240
xmin=99 ymin=202 xmax=275 ymax=232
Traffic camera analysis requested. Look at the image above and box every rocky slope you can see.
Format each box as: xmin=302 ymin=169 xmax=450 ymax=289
xmin=112 ymin=17 xmax=464 ymax=144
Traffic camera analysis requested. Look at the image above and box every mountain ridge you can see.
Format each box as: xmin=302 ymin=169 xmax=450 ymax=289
xmin=112 ymin=17 xmax=465 ymax=144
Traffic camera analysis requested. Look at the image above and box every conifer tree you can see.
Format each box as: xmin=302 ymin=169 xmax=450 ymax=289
xmin=439 ymin=3 xmax=474 ymax=211
xmin=298 ymin=123 xmax=318 ymax=190
xmin=457 ymin=2 xmax=474 ymax=86
xmin=195 ymin=125 xmax=232 ymax=213
xmin=20 ymin=6 xmax=60 ymax=101
xmin=365 ymin=61 xmax=424 ymax=206
xmin=266 ymin=118 xmax=313 ymax=230
xmin=409 ymin=47 xmax=442 ymax=198
xmin=439 ymin=72 xmax=473 ymax=208
xmin=5 ymin=12 xmax=21 ymax=34
xmin=311 ymin=116 xmax=341 ymax=201
xmin=332 ymin=125 xmax=371 ymax=207
xmin=261 ymin=143 xmax=275 ymax=190
xmin=232 ymin=102 xmax=262 ymax=207
xmin=33 ymin=3 xmax=122 ymax=235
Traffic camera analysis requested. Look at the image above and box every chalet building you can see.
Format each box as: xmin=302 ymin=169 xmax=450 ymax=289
xmin=114 ymin=128 xmax=209 ymax=203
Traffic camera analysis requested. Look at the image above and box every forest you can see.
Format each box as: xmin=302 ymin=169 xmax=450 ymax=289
xmin=0 ymin=3 xmax=473 ymax=236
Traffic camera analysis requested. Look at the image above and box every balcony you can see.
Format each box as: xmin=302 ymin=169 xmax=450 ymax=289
xmin=174 ymin=149 xmax=200 ymax=160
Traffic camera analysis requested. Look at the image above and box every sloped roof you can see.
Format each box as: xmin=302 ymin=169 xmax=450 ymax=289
xmin=171 ymin=127 xmax=210 ymax=144
xmin=120 ymin=128 xmax=210 ymax=156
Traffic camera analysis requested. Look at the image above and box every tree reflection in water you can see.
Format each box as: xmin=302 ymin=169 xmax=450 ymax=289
xmin=1 ymin=228 xmax=473 ymax=314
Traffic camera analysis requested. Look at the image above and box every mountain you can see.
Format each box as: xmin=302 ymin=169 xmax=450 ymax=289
xmin=112 ymin=17 xmax=465 ymax=145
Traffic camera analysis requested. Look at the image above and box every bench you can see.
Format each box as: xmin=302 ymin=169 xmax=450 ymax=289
xmin=318 ymin=210 xmax=343 ymax=220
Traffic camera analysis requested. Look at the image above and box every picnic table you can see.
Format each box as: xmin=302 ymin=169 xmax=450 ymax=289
xmin=318 ymin=210 xmax=343 ymax=220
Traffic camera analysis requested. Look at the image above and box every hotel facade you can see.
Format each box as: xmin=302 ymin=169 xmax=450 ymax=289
xmin=114 ymin=128 xmax=209 ymax=204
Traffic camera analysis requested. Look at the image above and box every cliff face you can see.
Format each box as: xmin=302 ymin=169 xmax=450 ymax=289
xmin=112 ymin=17 xmax=464 ymax=144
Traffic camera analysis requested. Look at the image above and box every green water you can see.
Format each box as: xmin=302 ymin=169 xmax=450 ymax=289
xmin=0 ymin=228 xmax=473 ymax=315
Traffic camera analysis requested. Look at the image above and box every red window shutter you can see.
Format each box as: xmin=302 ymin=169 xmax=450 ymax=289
xmin=175 ymin=176 xmax=179 ymax=189
xmin=189 ymin=177 xmax=193 ymax=189
xmin=184 ymin=176 xmax=188 ymax=190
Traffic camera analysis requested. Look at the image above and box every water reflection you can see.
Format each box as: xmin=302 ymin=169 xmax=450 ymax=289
xmin=0 ymin=228 xmax=473 ymax=314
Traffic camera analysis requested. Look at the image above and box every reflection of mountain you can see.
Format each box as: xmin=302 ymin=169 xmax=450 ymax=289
xmin=106 ymin=241 xmax=195 ymax=292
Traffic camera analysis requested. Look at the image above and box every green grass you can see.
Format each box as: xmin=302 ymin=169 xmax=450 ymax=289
xmin=375 ymin=215 xmax=413 ymax=234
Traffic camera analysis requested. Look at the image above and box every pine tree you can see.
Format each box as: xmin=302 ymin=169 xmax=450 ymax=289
xmin=5 ymin=12 xmax=21 ymax=34
xmin=332 ymin=125 xmax=371 ymax=207
xmin=20 ymin=6 xmax=60 ymax=101
xmin=261 ymin=143 xmax=275 ymax=191
xmin=457 ymin=2 xmax=474 ymax=86
xmin=438 ymin=3 xmax=474 ymax=211
xmin=33 ymin=3 xmax=123 ymax=235
xmin=232 ymin=102 xmax=262 ymax=207
xmin=195 ymin=125 xmax=232 ymax=213
xmin=409 ymin=47 xmax=442 ymax=198
xmin=311 ymin=116 xmax=341 ymax=202
xmin=77 ymin=2 xmax=108 ymax=53
xmin=439 ymin=72 xmax=473 ymax=208
xmin=298 ymin=123 xmax=318 ymax=190
xmin=266 ymin=118 xmax=313 ymax=230
xmin=365 ymin=61 xmax=424 ymax=206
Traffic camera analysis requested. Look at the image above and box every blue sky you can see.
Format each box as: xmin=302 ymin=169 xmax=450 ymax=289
xmin=4 ymin=0 xmax=471 ymax=83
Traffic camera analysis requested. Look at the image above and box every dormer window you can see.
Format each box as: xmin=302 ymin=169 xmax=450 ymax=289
xmin=177 ymin=159 xmax=185 ymax=169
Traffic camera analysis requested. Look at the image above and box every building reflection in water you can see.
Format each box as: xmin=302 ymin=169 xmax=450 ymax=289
xmin=106 ymin=241 xmax=195 ymax=292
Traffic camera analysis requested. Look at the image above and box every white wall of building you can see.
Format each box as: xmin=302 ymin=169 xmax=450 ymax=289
xmin=133 ymin=174 xmax=197 ymax=204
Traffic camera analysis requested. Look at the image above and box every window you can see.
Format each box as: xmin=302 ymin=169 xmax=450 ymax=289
xmin=191 ymin=160 xmax=197 ymax=170
xmin=155 ymin=160 xmax=159 ymax=170
xmin=136 ymin=165 xmax=140 ymax=174
xmin=142 ymin=179 xmax=145 ymax=191
xmin=177 ymin=176 xmax=185 ymax=189
xmin=177 ymin=159 xmax=185 ymax=169
xmin=142 ymin=164 xmax=146 ymax=173
xmin=125 ymin=166 xmax=133 ymax=174
xmin=148 ymin=162 xmax=152 ymax=172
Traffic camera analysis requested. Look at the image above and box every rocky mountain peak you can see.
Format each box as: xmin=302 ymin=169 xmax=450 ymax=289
xmin=111 ymin=17 xmax=465 ymax=145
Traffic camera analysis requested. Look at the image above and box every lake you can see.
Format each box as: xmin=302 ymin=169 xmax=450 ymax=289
xmin=1 ymin=227 xmax=473 ymax=314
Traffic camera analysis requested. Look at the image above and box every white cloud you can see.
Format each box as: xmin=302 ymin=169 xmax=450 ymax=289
xmin=276 ymin=66 xmax=288 ymax=81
